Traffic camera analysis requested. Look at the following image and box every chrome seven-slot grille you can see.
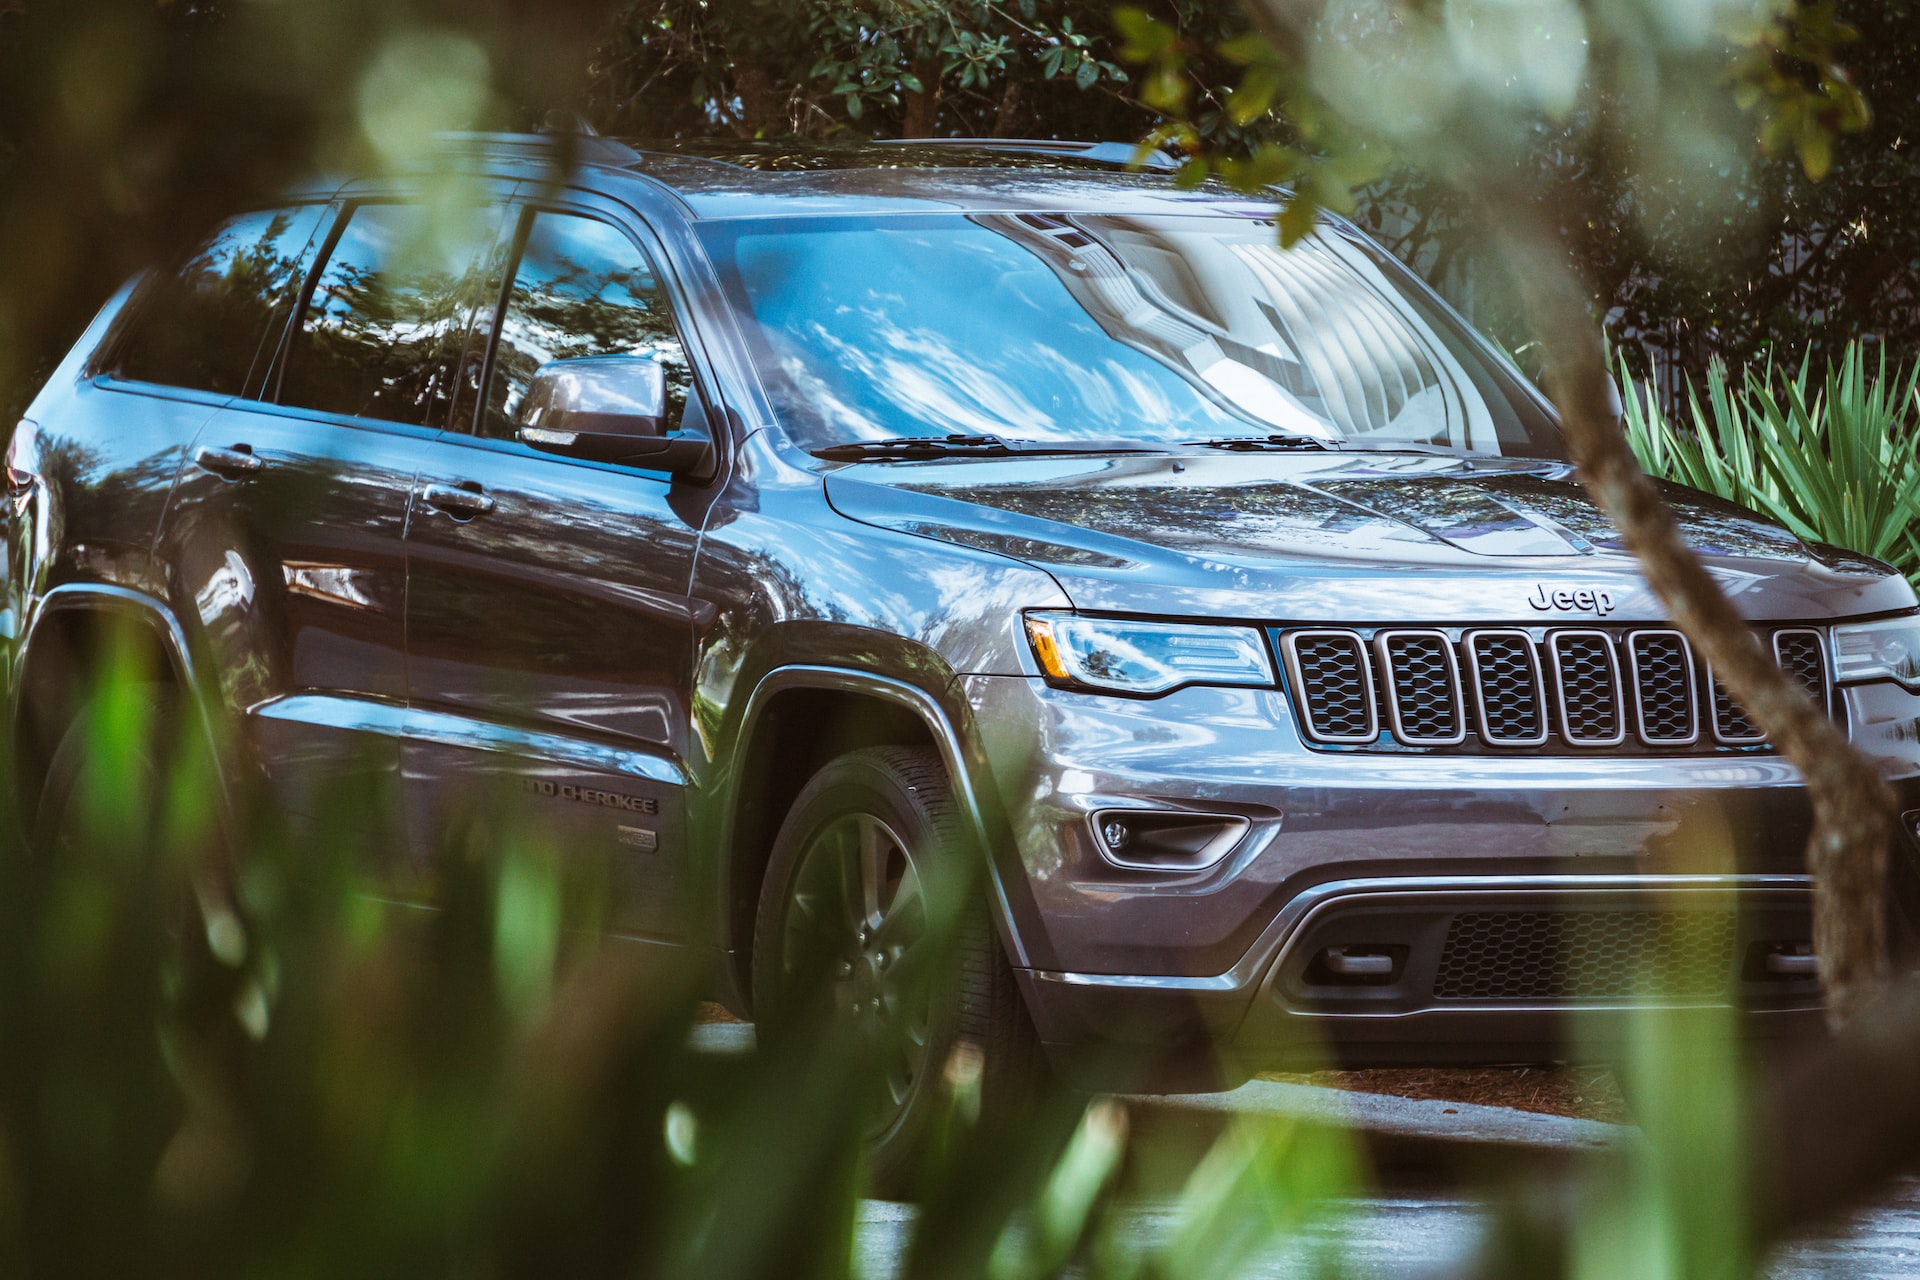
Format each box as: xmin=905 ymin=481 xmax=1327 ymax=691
xmin=1278 ymin=626 xmax=1830 ymax=752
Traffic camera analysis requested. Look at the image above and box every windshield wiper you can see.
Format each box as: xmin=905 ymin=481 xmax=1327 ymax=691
xmin=813 ymin=433 xmax=1165 ymax=462
xmin=1184 ymin=434 xmax=1335 ymax=453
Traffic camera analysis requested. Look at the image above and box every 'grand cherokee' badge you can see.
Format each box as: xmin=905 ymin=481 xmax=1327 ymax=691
xmin=1526 ymin=584 xmax=1616 ymax=616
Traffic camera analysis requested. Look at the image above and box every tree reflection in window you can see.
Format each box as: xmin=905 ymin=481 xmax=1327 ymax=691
xmin=280 ymin=203 xmax=498 ymax=427
xmin=118 ymin=205 xmax=326 ymax=396
xmin=481 ymin=213 xmax=691 ymax=441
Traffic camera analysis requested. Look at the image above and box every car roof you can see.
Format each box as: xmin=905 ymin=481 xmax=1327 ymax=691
xmin=437 ymin=132 xmax=1277 ymax=222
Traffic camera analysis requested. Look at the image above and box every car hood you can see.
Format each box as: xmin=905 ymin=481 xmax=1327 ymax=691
xmin=824 ymin=451 xmax=1912 ymax=623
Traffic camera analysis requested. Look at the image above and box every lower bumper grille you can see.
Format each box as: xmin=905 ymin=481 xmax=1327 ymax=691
xmin=1433 ymin=909 xmax=1738 ymax=1000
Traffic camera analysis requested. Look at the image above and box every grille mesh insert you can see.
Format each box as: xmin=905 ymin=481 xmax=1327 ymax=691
xmin=1468 ymin=633 xmax=1544 ymax=743
xmin=1433 ymin=910 xmax=1737 ymax=1000
xmin=1380 ymin=633 xmax=1460 ymax=741
xmin=1712 ymin=676 xmax=1766 ymax=743
xmin=1291 ymin=634 xmax=1374 ymax=741
xmin=1775 ymin=631 xmax=1829 ymax=709
xmin=1550 ymin=634 xmax=1622 ymax=743
xmin=1628 ymin=632 xmax=1696 ymax=742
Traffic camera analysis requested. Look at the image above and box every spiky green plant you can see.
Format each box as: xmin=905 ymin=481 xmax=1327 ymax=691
xmin=1622 ymin=343 xmax=1920 ymax=587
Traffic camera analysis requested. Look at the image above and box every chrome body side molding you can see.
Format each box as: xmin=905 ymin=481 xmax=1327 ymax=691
xmin=250 ymin=692 xmax=688 ymax=786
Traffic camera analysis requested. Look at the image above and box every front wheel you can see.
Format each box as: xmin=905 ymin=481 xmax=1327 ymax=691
xmin=752 ymin=746 xmax=1039 ymax=1193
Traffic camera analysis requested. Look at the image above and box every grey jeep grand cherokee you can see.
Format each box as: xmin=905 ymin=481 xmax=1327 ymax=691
xmin=10 ymin=135 xmax=1920 ymax=1174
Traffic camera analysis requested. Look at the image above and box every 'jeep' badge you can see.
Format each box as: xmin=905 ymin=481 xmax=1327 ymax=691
xmin=1527 ymin=584 xmax=1616 ymax=616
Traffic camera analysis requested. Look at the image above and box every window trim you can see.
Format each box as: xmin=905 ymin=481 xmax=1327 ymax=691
xmin=262 ymin=199 xmax=352 ymax=409
xmin=447 ymin=192 xmax=729 ymax=485
xmin=264 ymin=185 xmax=522 ymax=433
xmin=93 ymin=201 xmax=334 ymax=403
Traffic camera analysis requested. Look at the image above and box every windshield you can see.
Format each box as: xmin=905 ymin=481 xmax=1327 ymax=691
xmin=699 ymin=211 xmax=1564 ymax=458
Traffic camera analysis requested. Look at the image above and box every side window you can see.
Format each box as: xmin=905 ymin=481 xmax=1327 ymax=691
xmin=278 ymin=202 xmax=502 ymax=427
xmin=116 ymin=205 xmax=326 ymax=396
xmin=479 ymin=211 xmax=694 ymax=441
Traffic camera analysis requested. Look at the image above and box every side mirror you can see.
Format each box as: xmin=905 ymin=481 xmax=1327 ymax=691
xmin=515 ymin=355 xmax=712 ymax=475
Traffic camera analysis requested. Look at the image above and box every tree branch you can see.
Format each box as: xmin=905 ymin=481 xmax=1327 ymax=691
xmin=1483 ymin=197 xmax=1894 ymax=1021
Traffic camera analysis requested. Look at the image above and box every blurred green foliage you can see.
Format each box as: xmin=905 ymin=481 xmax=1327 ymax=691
xmin=0 ymin=646 xmax=1780 ymax=1277
xmin=0 ymin=3 xmax=1899 ymax=1276
xmin=0 ymin=632 xmax=1381 ymax=1278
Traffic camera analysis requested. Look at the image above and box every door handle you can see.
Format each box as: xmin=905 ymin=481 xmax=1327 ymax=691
xmin=422 ymin=481 xmax=496 ymax=520
xmin=193 ymin=444 xmax=264 ymax=480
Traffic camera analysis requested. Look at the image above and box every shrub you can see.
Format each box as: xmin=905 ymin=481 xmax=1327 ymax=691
xmin=1622 ymin=342 xmax=1920 ymax=588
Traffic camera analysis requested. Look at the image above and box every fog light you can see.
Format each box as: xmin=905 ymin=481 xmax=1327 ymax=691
xmin=1090 ymin=810 xmax=1249 ymax=872
xmin=1305 ymin=946 xmax=1403 ymax=985
xmin=1747 ymin=941 xmax=1818 ymax=980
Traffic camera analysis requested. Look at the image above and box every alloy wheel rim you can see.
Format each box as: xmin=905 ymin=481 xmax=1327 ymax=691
xmin=783 ymin=810 xmax=934 ymax=1142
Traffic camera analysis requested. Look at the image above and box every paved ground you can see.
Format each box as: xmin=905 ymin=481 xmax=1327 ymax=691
xmin=1133 ymin=1077 xmax=1632 ymax=1151
xmin=854 ymin=1179 xmax=1920 ymax=1279
xmin=692 ymin=1021 xmax=1917 ymax=1275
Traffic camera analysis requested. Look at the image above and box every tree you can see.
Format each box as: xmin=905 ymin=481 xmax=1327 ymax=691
xmin=1356 ymin=1 xmax=1920 ymax=392
xmin=584 ymin=0 xmax=1136 ymax=140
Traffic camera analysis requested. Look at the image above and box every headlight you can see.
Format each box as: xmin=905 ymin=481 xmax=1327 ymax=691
xmin=1832 ymin=615 xmax=1920 ymax=691
xmin=1024 ymin=612 xmax=1274 ymax=695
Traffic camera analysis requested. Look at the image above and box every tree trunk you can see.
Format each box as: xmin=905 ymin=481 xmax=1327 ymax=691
xmin=1483 ymin=198 xmax=1893 ymax=1022
xmin=1750 ymin=975 xmax=1920 ymax=1234
xmin=991 ymin=80 xmax=1024 ymax=137
xmin=900 ymin=59 xmax=941 ymax=137
xmin=731 ymin=61 xmax=783 ymax=138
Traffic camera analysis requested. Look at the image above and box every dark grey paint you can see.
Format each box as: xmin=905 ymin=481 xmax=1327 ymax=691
xmin=10 ymin=139 xmax=1920 ymax=1087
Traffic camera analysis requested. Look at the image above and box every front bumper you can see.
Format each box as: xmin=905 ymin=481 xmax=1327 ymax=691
xmin=960 ymin=676 xmax=1920 ymax=1088
xmin=1016 ymin=874 xmax=1825 ymax=1090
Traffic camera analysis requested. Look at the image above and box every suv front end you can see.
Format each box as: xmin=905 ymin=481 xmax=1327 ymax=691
xmin=825 ymin=450 xmax=1920 ymax=1088
xmin=687 ymin=180 xmax=1920 ymax=1090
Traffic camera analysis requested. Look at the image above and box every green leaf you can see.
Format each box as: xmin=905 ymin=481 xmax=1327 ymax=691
xmin=1112 ymin=7 xmax=1176 ymax=60
xmin=1144 ymin=66 xmax=1188 ymax=114
xmin=1174 ymin=157 xmax=1210 ymax=190
xmin=900 ymin=72 xmax=924 ymax=93
xmin=845 ymin=93 xmax=863 ymax=119
xmin=1217 ymin=33 xmax=1273 ymax=66
xmin=1278 ymin=196 xmax=1319 ymax=247
xmin=1075 ymin=57 xmax=1098 ymax=90
xmin=1227 ymin=67 xmax=1282 ymax=125
xmin=1799 ymin=122 xmax=1833 ymax=180
xmin=1218 ymin=146 xmax=1302 ymax=190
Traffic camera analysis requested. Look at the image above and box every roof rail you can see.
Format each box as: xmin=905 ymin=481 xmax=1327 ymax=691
xmin=872 ymin=138 xmax=1178 ymax=171
xmin=432 ymin=131 xmax=643 ymax=168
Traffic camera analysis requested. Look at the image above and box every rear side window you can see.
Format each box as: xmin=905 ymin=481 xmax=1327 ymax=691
xmin=477 ymin=211 xmax=693 ymax=440
xmin=278 ymin=202 xmax=504 ymax=428
xmin=116 ymin=205 xmax=326 ymax=396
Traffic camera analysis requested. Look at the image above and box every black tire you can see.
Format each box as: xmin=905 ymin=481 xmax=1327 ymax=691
xmin=34 ymin=682 xmax=169 ymax=849
xmin=31 ymin=681 xmax=223 ymax=891
xmin=752 ymin=746 xmax=1040 ymax=1194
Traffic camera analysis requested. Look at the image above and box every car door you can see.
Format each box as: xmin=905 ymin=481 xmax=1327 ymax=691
xmin=403 ymin=196 xmax=717 ymax=939
xmin=163 ymin=189 xmax=513 ymax=867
